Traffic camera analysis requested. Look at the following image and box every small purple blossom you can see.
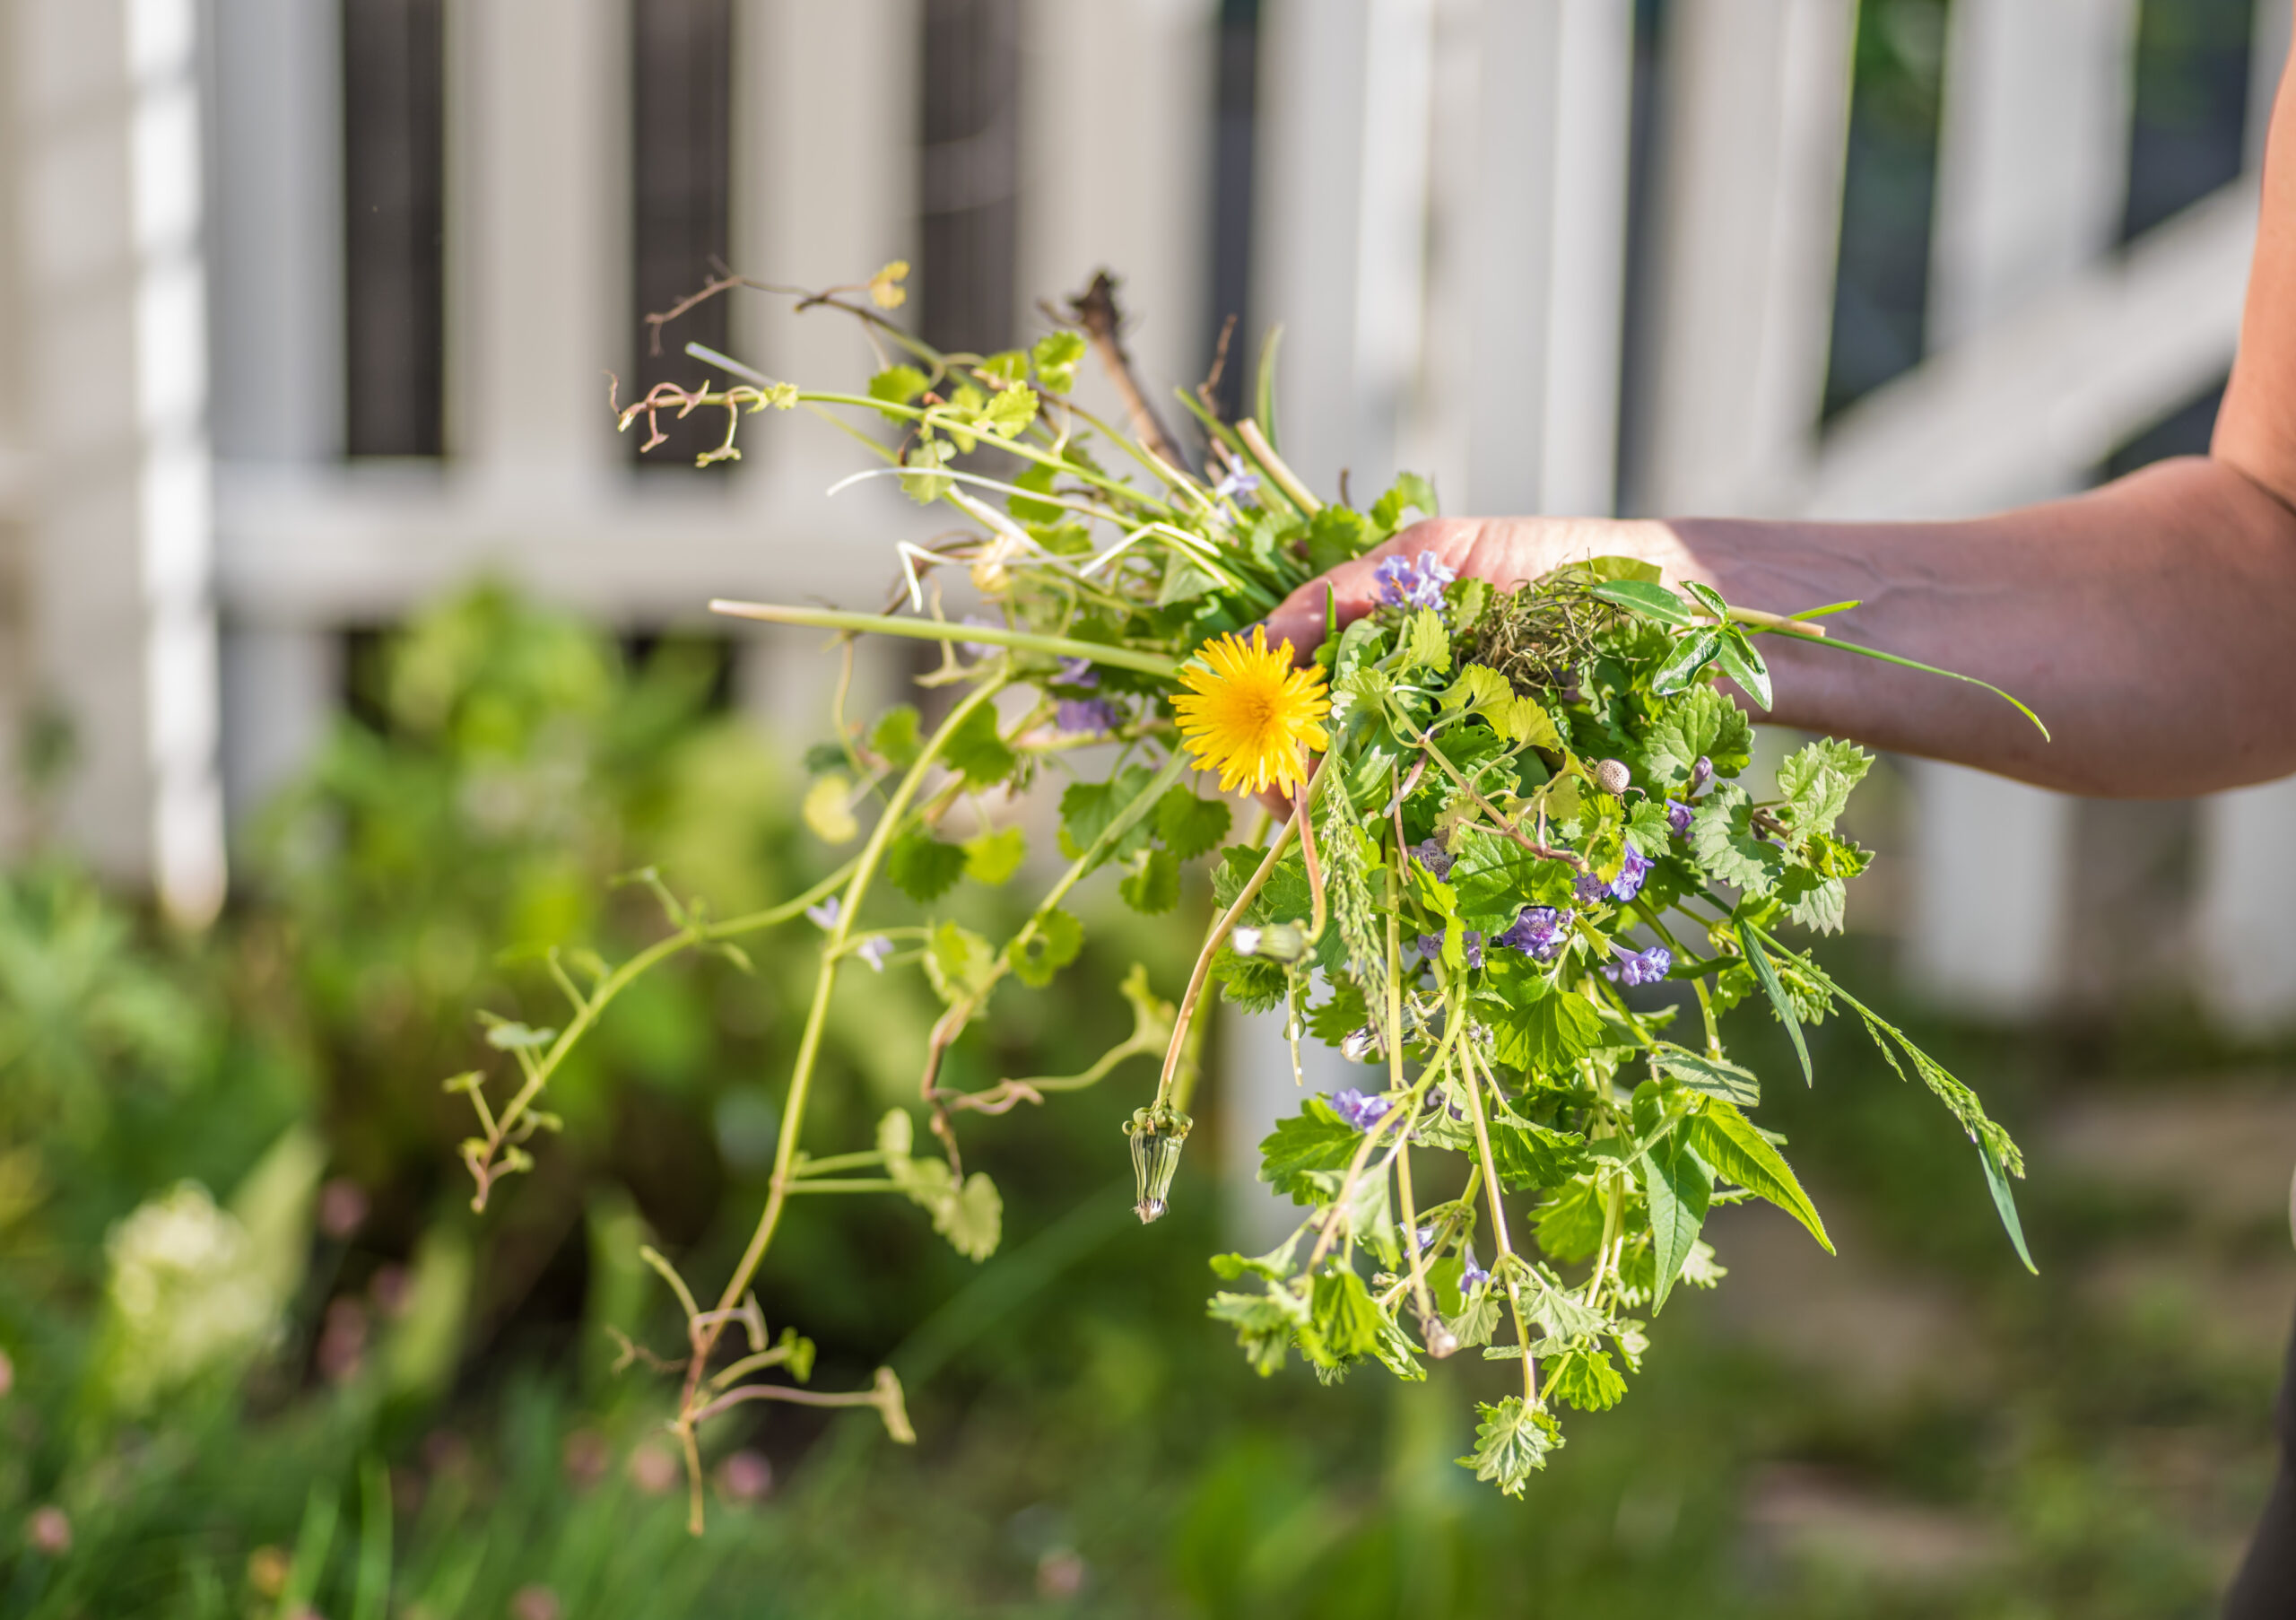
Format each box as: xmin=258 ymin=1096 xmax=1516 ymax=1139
xmin=1461 ymin=1247 xmax=1490 ymax=1291
xmin=1666 ymin=798 xmax=1693 ymax=836
xmin=1416 ymin=1224 xmax=1439 ymax=1254
xmin=1329 ymin=1088 xmax=1392 ymax=1132
xmin=1602 ymin=943 xmax=1674 ymax=988
xmin=1213 ymin=468 xmax=1261 ymax=504
xmin=1056 ymin=697 xmax=1122 ymax=734
xmin=1372 ymin=549 xmax=1457 ymax=611
xmin=1574 ymin=846 xmax=1652 ymax=906
xmin=1053 ymin=657 xmax=1100 ymax=689
xmin=1498 ymin=906 xmax=1573 ymax=961
xmin=1415 ymin=929 xmax=1485 ymax=969
xmin=1411 ymin=838 xmax=1454 ymax=880
xmin=857 ymin=935 xmax=893 ymax=971
xmin=805 ymin=896 xmax=841 ymax=930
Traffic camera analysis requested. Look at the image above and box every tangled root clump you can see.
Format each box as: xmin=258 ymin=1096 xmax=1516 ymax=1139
xmin=1461 ymin=575 xmax=1627 ymax=697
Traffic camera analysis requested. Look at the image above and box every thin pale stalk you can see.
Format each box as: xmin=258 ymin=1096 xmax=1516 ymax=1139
xmin=709 ymin=599 xmax=1181 ymax=678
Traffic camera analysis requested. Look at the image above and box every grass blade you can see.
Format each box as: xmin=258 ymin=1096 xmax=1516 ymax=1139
xmin=1735 ymin=921 xmax=1812 ymax=1085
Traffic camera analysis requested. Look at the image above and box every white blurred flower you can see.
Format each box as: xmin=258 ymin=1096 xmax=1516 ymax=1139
xmin=103 ymin=1181 xmax=278 ymax=1411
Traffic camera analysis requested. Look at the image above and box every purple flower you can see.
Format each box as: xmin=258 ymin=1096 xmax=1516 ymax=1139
xmin=1416 ymin=932 xmax=1440 ymax=962
xmin=959 ymin=614 xmax=1000 ymax=658
xmin=1056 ymin=697 xmax=1121 ymax=734
xmin=1498 ymin=906 xmax=1573 ymax=961
xmin=1213 ymin=468 xmax=1261 ymax=504
xmin=1372 ymin=550 xmax=1457 ymax=612
xmin=1416 ymin=1224 xmax=1439 ymax=1254
xmin=805 ymin=896 xmax=842 ymax=930
xmin=1602 ymin=943 xmax=1674 ymax=988
xmin=1666 ymin=798 xmax=1693 ymax=836
xmin=857 ymin=935 xmax=893 ymax=971
xmin=1575 ymin=846 xmax=1650 ymax=906
xmin=1053 ymin=657 xmax=1100 ymax=689
xmin=1329 ymin=1088 xmax=1392 ymax=1132
xmin=1411 ymin=838 xmax=1454 ymax=881
xmin=1415 ymin=929 xmax=1485 ymax=969
xmin=1461 ymin=1246 xmax=1490 ymax=1291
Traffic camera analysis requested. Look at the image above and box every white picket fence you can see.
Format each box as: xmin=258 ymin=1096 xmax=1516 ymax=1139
xmin=4 ymin=0 xmax=2292 ymax=1047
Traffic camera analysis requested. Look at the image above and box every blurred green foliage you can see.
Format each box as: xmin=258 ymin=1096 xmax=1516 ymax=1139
xmin=0 ymin=584 xmax=2279 ymax=1616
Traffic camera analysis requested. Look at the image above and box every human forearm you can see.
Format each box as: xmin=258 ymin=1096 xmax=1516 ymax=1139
xmin=1264 ymin=457 xmax=2296 ymax=797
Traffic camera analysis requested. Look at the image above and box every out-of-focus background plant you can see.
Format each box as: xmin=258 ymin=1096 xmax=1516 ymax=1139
xmin=3 ymin=0 xmax=2294 ymax=1612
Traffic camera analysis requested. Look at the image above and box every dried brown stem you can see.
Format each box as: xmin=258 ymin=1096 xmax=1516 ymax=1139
xmin=1065 ymin=270 xmax=1189 ymax=473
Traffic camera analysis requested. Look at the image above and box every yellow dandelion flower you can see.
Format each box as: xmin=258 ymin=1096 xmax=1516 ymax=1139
xmin=1171 ymin=627 xmax=1332 ymax=796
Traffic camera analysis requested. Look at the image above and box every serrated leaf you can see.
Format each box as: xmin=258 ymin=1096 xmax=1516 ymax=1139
xmin=1058 ymin=766 xmax=1156 ymax=864
xmin=1439 ymin=665 xmax=1512 ymax=716
xmin=1641 ymin=685 xmax=1752 ymax=789
xmin=1259 ymin=1098 xmax=1362 ymax=1203
xmin=900 ymin=437 xmax=952 ymax=503
xmin=1446 ymin=1285 xmax=1502 ymax=1348
xmin=1459 ymin=1397 xmax=1560 ymax=1497
xmin=802 ymin=774 xmax=859 ymax=844
xmin=1304 ymin=1267 xmax=1384 ymax=1366
xmin=1776 ymin=738 xmax=1872 ymax=837
xmin=885 ymin=832 xmax=967 ymax=902
xmin=1305 ymin=507 xmax=1370 ymax=575
xmin=869 ymin=705 xmax=922 ymax=768
xmin=978 ymin=383 xmax=1038 ymax=438
xmin=1210 ymin=1288 xmax=1305 ymax=1375
xmin=1118 ymin=849 xmax=1181 ymax=914
xmin=1514 ymin=989 xmax=1605 ymax=1075
xmin=962 ymin=825 xmax=1026 ymax=885
xmin=1401 ymin=608 xmax=1449 ymax=675
xmin=1369 ymin=472 xmax=1437 ymax=536
xmin=1546 ymin=1348 xmax=1627 ymax=1412
xmin=1688 ymin=1099 xmax=1832 ymax=1254
xmin=1031 ymin=330 xmax=1085 ymax=393
xmin=1779 ymin=867 xmax=1848 ymax=934
xmin=942 ymin=701 xmax=1017 ymax=789
xmin=935 ymin=1171 xmax=1001 ymax=1261
xmin=923 ymin=921 xmax=998 ymax=1006
xmin=1154 ymin=787 xmax=1231 ymax=860
xmin=1532 ymin=1175 xmax=1607 ymax=1264
xmin=1649 ymin=1045 xmax=1761 ymax=1108
xmin=975 ymin=348 xmax=1029 ymax=386
xmin=1447 ymin=828 xmax=1578 ymax=931
xmin=868 ymin=364 xmax=926 ymax=414
xmin=1006 ymin=909 xmax=1083 ymax=988
xmin=1690 ymin=785 xmax=1782 ymax=896
xmin=1640 ymin=1132 xmax=1711 ymax=1313
xmin=1489 ymin=1118 xmax=1591 ymax=1192
xmin=1495 ymin=694 xmax=1562 ymax=750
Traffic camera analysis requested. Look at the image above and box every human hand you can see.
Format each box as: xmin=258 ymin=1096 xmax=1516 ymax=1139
xmin=1260 ymin=514 xmax=1692 ymax=664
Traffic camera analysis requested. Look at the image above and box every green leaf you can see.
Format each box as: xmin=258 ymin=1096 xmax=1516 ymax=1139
xmin=1494 ymin=694 xmax=1562 ymax=751
xmin=1649 ymin=1045 xmax=1760 ymax=1108
xmin=1776 ymin=739 xmax=1872 ymax=837
xmin=1649 ymin=631 xmax=1722 ymax=695
xmin=1980 ymin=1141 xmax=2039 ymax=1275
xmin=1546 ymin=1348 xmax=1627 ymax=1412
xmin=942 ymin=701 xmax=1017 ymax=789
xmin=1439 ymin=664 xmax=1512 ymax=716
xmin=869 ymin=705 xmax=922 ymax=767
xmin=1305 ymin=507 xmax=1370 ymax=575
xmin=1058 ymin=766 xmax=1156 ymax=863
xmin=1006 ymin=909 xmax=1083 ymax=988
xmin=1489 ymin=1117 xmax=1592 ymax=1192
xmin=961 ymin=826 xmax=1026 ymax=886
xmin=885 ymin=832 xmax=968 ymax=903
xmin=1515 ymin=989 xmax=1605 ymax=1075
xmin=1736 ymin=921 xmax=1812 ymax=1085
xmin=900 ymin=438 xmax=952 ymax=503
xmin=1260 ymin=1098 xmax=1363 ymax=1203
xmin=1031 ymin=331 xmax=1086 ymax=393
xmin=1369 ymin=472 xmax=1438 ymax=536
xmin=1690 ymin=785 xmax=1783 ymax=896
xmin=1448 ymin=828 xmax=1577 ymax=931
xmin=868 ymin=364 xmax=927 ymax=414
xmin=1401 ymin=608 xmax=1450 ymax=675
xmin=1008 ymin=463 xmax=1064 ymax=525
xmin=1305 ymin=980 xmax=1370 ymax=1047
xmin=923 ymin=922 xmax=999 ymax=1006
xmin=976 ymin=349 xmax=1029 ymax=386
xmin=1209 ymin=1289 xmax=1304 ymax=1376
xmin=1445 ymin=1284 xmax=1502 ymax=1349
xmin=802 ymin=775 xmax=859 ymax=844
xmin=1533 ymin=1175 xmax=1608 ymax=1264
xmin=978 ymin=383 xmax=1039 ymax=438
xmin=1157 ymin=556 xmax=1224 ymax=607
xmin=1641 ymin=685 xmax=1753 ymax=788
xmin=1688 ymin=1100 xmax=1832 ymax=1253
xmin=935 ymin=1171 xmax=1002 ymax=1261
xmin=1459 ymin=1397 xmax=1560 ymax=1497
xmin=1305 ymin=1267 xmax=1384 ymax=1365
xmin=1779 ymin=867 xmax=1848 ymax=934
xmin=1118 ymin=849 xmax=1181 ymax=915
xmin=1154 ymin=787 xmax=1231 ymax=860
xmin=1211 ymin=947 xmax=1291 ymax=1013
xmin=1624 ymin=798 xmax=1675 ymax=854
xmin=483 ymin=1020 xmax=556 ymax=1051
xmin=1590 ymin=579 xmax=1695 ymax=627
xmin=1640 ymin=1132 xmax=1712 ymax=1313
xmin=1712 ymin=629 xmax=1772 ymax=709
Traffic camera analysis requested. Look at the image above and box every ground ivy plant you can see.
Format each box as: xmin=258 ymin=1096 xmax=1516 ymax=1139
xmin=445 ymin=263 xmax=2042 ymax=1520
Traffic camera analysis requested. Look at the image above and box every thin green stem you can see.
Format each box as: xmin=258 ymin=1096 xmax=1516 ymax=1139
xmin=709 ymin=599 xmax=1180 ymax=678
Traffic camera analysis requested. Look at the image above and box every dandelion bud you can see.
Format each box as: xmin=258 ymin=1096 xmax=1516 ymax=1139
xmin=1126 ymin=1104 xmax=1193 ymax=1223
xmin=1231 ymin=921 xmax=1307 ymax=962
xmin=1424 ymin=1320 xmax=1460 ymax=1360
xmin=1690 ymin=755 xmax=1714 ymax=795
xmin=1595 ymin=758 xmax=1631 ymax=797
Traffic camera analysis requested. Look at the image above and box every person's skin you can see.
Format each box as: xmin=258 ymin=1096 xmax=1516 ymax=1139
xmin=1263 ymin=36 xmax=2296 ymax=802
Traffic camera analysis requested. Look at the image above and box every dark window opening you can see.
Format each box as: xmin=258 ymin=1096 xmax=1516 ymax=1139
xmin=920 ymin=0 xmax=1022 ymax=356
xmin=1823 ymin=0 xmax=1950 ymax=420
xmin=1613 ymin=0 xmax=1672 ymax=512
xmin=343 ymin=0 xmax=446 ymax=457
xmin=1205 ymin=0 xmax=1261 ymax=422
xmin=631 ymin=0 xmax=735 ymax=470
xmin=2121 ymin=0 xmax=2254 ymax=241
